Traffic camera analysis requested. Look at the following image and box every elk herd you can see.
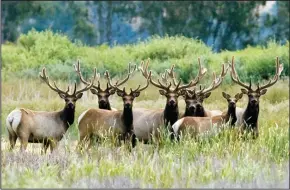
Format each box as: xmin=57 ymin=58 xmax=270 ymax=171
xmin=6 ymin=56 xmax=283 ymax=153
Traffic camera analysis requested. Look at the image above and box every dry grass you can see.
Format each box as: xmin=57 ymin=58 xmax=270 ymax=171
xmin=1 ymin=78 xmax=289 ymax=188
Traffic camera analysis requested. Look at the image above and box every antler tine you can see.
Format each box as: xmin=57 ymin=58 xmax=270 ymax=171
xmin=166 ymin=64 xmax=179 ymax=86
xmin=196 ymin=63 xmax=227 ymax=95
xmin=131 ymin=71 xmax=151 ymax=93
xmin=75 ymin=67 xmax=97 ymax=95
xmin=191 ymin=57 xmax=208 ymax=85
xmin=39 ymin=67 xmax=69 ymax=95
xmin=230 ymin=56 xmax=252 ymax=90
xmin=114 ymin=62 xmax=137 ymax=87
xmin=139 ymin=59 xmax=172 ymax=91
xmin=105 ymin=70 xmax=124 ymax=92
xmin=74 ymin=60 xmax=100 ymax=89
xmin=257 ymin=57 xmax=282 ymax=91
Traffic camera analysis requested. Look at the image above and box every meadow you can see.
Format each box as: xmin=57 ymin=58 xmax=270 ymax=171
xmin=1 ymin=30 xmax=289 ymax=188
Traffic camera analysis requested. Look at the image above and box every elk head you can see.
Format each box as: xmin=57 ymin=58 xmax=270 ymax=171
xmin=230 ymin=56 xmax=283 ymax=107
xmin=222 ymin=92 xmax=243 ymax=109
xmin=40 ymin=66 xmax=97 ymax=109
xmin=74 ymin=60 xmax=137 ymax=109
xmin=105 ymin=70 xmax=150 ymax=109
xmin=183 ymin=63 xmax=229 ymax=116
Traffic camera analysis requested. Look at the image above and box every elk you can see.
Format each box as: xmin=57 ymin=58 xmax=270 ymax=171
xmin=180 ymin=64 xmax=229 ymax=117
xmin=221 ymin=92 xmax=243 ymax=126
xmin=77 ymin=69 xmax=150 ymax=150
xmin=6 ymin=67 xmax=97 ymax=153
xmin=172 ymin=91 xmax=243 ymax=139
xmin=74 ymin=60 xmax=137 ymax=111
xmin=230 ymin=56 xmax=283 ymax=137
xmin=132 ymin=59 xmax=205 ymax=142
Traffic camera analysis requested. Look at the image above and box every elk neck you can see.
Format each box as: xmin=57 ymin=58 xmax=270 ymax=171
xmin=122 ymin=106 xmax=133 ymax=135
xmin=243 ymin=102 xmax=259 ymax=129
xmin=60 ymin=105 xmax=76 ymax=129
xmin=164 ymin=103 xmax=179 ymax=127
xmin=226 ymin=105 xmax=237 ymax=126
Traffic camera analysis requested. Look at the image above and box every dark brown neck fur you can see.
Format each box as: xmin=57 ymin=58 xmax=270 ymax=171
xmin=243 ymin=103 xmax=259 ymax=130
xmin=60 ymin=106 xmax=75 ymax=130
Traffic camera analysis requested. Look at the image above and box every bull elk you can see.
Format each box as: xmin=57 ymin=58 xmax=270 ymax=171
xmin=132 ymin=59 xmax=204 ymax=142
xmin=77 ymin=68 xmax=150 ymax=150
xmin=74 ymin=60 xmax=137 ymax=111
xmin=230 ymin=56 xmax=283 ymax=137
xmin=6 ymin=66 xmax=97 ymax=153
xmin=180 ymin=63 xmax=229 ymax=117
xmin=172 ymin=91 xmax=243 ymax=139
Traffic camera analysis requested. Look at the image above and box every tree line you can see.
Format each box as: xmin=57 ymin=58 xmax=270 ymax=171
xmin=1 ymin=1 xmax=289 ymax=51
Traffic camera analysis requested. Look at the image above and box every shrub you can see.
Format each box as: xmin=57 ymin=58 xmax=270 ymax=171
xmin=1 ymin=30 xmax=289 ymax=83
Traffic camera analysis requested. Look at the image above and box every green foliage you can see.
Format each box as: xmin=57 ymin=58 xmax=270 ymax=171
xmin=2 ymin=30 xmax=289 ymax=83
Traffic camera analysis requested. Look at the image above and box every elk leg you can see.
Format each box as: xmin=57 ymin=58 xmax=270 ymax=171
xmin=8 ymin=131 xmax=17 ymax=150
xmin=42 ymin=140 xmax=50 ymax=154
xmin=49 ymin=140 xmax=58 ymax=153
xmin=19 ymin=137 xmax=29 ymax=151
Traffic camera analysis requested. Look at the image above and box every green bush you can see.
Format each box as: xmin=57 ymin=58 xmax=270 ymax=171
xmin=2 ymin=30 xmax=289 ymax=83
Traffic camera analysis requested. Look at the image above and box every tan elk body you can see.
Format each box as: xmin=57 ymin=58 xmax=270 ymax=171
xmin=172 ymin=92 xmax=243 ymax=138
xmin=77 ymin=67 xmax=150 ymax=149
xmin=6 ymin=65 xmax=97 ymax=152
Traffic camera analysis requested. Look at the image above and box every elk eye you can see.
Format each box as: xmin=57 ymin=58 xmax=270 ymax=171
xmin=65 ymin=99 xmax=69 ymax=102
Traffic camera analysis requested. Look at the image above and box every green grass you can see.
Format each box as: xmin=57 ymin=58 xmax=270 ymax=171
xmin=1 ymin=76 xmax=289 ymax=188
xmin=2 ymin=30 xmax=289 ymax=83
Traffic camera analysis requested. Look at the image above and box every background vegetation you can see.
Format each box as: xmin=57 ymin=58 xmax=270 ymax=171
xmin=2 ymin=1 xmax=289 ymax=51
xmin=2 ymin=30 xmax=289 ymax=84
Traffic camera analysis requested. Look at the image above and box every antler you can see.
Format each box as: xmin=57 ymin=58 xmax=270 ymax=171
xmin=114 ymin=62 xmax=137 ymax=86
xmin=166 ymin=57 xmax=208 ymax=92
xmin=256 ymin=57 xmax=283 ymax=91
xmin=139 ymin=59 xmax=172 ymax=91
xmin=74 ymin=67 xmax=97 ymax=95
xmin=74 ymin=60 xmax=100 ymax=89
xmin=130 ymin=72 xmax=151 ymax=94
xmin=230 ymin=56 xmax=252 ymax=90
xmin=196 ymin=63 xmax=229 ymax=95
xmin=39 ymin=67 xmax=70 ymax=95
xmin=105 ymin=69 xmax=151 ymax=94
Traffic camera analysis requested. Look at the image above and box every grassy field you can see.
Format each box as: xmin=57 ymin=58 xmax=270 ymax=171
xmin=1 ymin=72 xmax=289 ymax=188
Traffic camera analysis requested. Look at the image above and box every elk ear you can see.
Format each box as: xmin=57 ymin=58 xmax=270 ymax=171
xmin=109 ymin=89 xmax=116 ymax=95
xmin=222 ymin=92 xmax=230 ymax=99
xmin=58 ymin=93 xmax=66 ymax=99
xmin=241 ymin=88 xmax=248 ymax=94
xmin=259 ymin=89 xmax=267 ymax=96
xmin=204 ymin=92 xmax=211 ymax=99
xmin=235 ymin=93 xmax=243 ymax=100
xmin=159 ymin=90 xmax=167 ymax=96
xmin=76 ymin=93 xmax=83 ymax=100
xmin=132 ymin=91 xmax=140 ymax=97
xmin=117 ymin=90 xmax=125 ymax=97
xmin=90 ymin=88 xmax=98 ymax=95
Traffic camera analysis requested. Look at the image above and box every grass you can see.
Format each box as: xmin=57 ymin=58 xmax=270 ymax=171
xmin=1 ymin=73 xmax=289 ymax=188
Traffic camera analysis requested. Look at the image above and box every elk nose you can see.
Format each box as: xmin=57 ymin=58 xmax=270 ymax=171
xmin=68 ymin=103 xmax=74 ymax=109
xmin=251 ymin=99 xmax=257 ymax=104
xmin=124 ymin=103 xmax=131 ymax=108
xmin=189 ymin=105 xmax=195 ymax=110
xmin=99 ymin=100 xmax=106 ymax=104
xmin=169 ymin=100 xmax=175 ymax=105
xmin=230 ymin=102 xmax=235 ymax=106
